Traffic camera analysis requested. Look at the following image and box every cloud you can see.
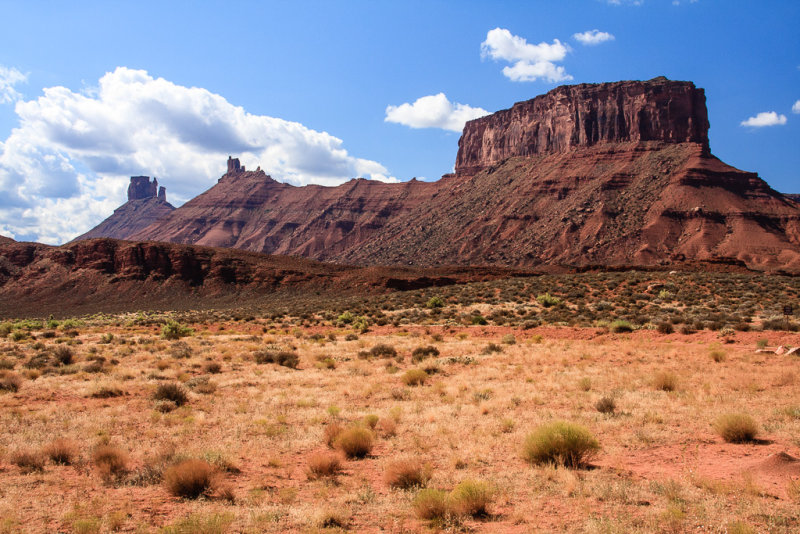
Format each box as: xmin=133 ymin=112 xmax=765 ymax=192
xmin=0 ymin=67 xmax=394 ymax=244
xmin=793 ymin=100 xmax=800 ymax=114
xmin=481 ymin=28 xmax=572 ymax=83
xmin=607 ymin=0 xmax=643 ymax=5
xmin=573 ymin=30 xmax=615 ymax=46
xmin=740 ymin=111 xmax=788 ymax=128
xmin=385 ymin=93 xmax=489 ymax=132
xmin=0 ymin=65 xmax=27 ymax=104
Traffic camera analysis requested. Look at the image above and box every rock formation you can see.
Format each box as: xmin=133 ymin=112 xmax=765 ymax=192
xmin=454 ymin=77 xmax=709 ymax=177
xmin=73 ymin=176 xmax=175 ymax=241
xmin=78 ymin=78 xmax=800 ymax=273
xmin=0 ymin=237 xmax=528 ymax=317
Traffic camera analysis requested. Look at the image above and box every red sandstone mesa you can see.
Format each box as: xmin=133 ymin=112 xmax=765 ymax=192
xmin=79 ymin=77 xmax=800 ymax=272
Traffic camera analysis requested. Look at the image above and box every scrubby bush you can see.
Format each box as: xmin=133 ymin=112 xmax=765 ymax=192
xmin=161 ymin=320 xmax=192 ymax=340
xmin=537 ymin=293 xmax=561 ymax=307
xmin=595 ymin=396 xmax=616 ymax=414
xmin=153 ymin=383 xmax=188 ymax=406
xmin=610 ymin=320 xmax=634 ymax=333
xmin=254 ymin=350 xmax=299 ymax=368
xmin=53 ymin=346 xmax=74 ymax=365
xmin=657 ymin=322 xmax=674 ymax=334
xmin=307 ymin=452 xmax=342 ymax=479
xmin=11 ymin=449 xmax=45 ymax=473
xmin=164 ymin=459 xmax=214 ymax=498
xmin=522 ymin=421 xmax=600 ymax=468
xmin=411 ymin=345 xmax=439 ymax=362
xmin=334 ymin=427 xmax=375 ymax=459
xmin=369 ymin=343 xmax=397 ymax=358
xmin=412 ymin=489 xmax=449 ymax=520
xmin=92 ymin=445 xmax=129 ymax=479
xmin=653 ymin=371 xmax=678 ymax=392
xmin=44 ymin=438 xmax=77 ymax=465
xmin=384 ymin=459 xmax=431 ymax=489
xmin=0 ymin=371 xmax=22 ymax=392
xmin=714 ymin=413 xmax=759 ymax=443
xmin=470 ymin=315 xmax=488 ymax=325
xmin=449 ymin=480 xmax=494 ymax=517
xmin=427 ymin=296 xmax=445 ymax=309
xmin=402 ymin=369 xmax=427 ymax=386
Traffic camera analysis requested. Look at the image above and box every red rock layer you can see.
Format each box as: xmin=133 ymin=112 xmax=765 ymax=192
xmin=455 ymin=77 xmax=709 ymax=177
xmin=73 ymin=197 xmax=175 ymax=242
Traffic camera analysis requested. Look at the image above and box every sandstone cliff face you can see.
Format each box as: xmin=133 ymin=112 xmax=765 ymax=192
xmin=455 ymin=77 xmax=709 ymax=177
xmin=0 ymin=238 xmax=527 ymax=317
xmin=78 ymin=78 xmax=800 ymax=273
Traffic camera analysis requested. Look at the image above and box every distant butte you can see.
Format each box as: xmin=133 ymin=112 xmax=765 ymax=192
xmin=73 ymin=175 xmax=174 ymax=242
xmin=77 ymin=77 xmax=800 ymax=273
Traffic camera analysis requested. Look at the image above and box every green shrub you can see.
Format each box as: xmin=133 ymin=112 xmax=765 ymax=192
xmin=161 ymin=320 xmax=192 ymax=340
xmin=449 ymin=480 xmax=493 ymax=517
xmin=610 ymin=320 xmax=634 ymax=333
xmin=427 ymin=296 xmax=445 ymax=309
xmin=412 ymin=489 xmax=449 ymax=520
xmin=334 ymin=427 xmax=375 ymax=459
xmin=714 ymin=413 xmax=759 ymax=443
xmin=522 ymin=421 xmax=600 ymax=468
xmin=470 ymin=315 xmax=488 ymax=325
xmin=537 ymin=293 xmax=561 ymax=307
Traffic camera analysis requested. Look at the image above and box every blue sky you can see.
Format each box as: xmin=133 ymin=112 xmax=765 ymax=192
xmin=0 ymin=0 xmax=798 ymax=243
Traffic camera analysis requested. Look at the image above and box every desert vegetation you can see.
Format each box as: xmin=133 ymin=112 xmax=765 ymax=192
xmin=0 ymin=271 xmax=798 ymax=531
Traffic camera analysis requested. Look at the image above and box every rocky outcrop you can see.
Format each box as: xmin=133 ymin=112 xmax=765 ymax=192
xmin=455 ymin=77 xmax=709 ymax=177
xmin=73 ymin=176 xmax=175 ymax=241
xmin=77 ymin=78 xmax=800 ymax=273
xmin=0 ymin=238 xmax=530 ymax=317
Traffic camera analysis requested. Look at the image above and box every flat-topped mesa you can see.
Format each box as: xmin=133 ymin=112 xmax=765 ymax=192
xmin=455 ymin=77 xmax=710 ymax=177
xmin=127 ymin=176 xmax=167 ymax=202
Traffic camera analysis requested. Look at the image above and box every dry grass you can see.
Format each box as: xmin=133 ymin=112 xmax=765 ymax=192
xmin=163 ymin=459 xmax=215 ymax=498
xmin=0 ymin=307 xmax=798 ymax=532
xmin=522 ymin=421 xmax=600 ymax=468
xmin=713 ymin=413 xmax=759 ymax=443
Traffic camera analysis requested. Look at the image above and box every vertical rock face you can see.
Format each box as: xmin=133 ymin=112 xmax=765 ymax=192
xmin=128 ymin=176 xmax=158 ymax=201
xmin=227 ymin=156 xmax=244 ymax=174
xmin=455 ymin=77 xmax=710 ymax=176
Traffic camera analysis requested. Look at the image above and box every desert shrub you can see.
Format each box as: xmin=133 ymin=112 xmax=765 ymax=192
xmin=578 ymin=377 xmax=592 ymax=391
xmin=384 ymin=459 xmax=431 ymax=489
xmin=369 ymin=343 xmax=397 ymax=358
xmin=90 ymin=386 xmax=124 ymax=398
xmin=0 ymin=358 xmax=14 ymax=370
xmin=501 ymin=334 xmax=516 ymax=345
xmin=307 ymin=452 xmax=342 ymax=479
xmin=0 ymin=371 xmax=22 ymax=392
xmin=313 ymin=509 xmax=349 ymax=530
xmin=164 ymin=459 xmax=214 ymax=498
xmin=377 ymin=417 xmax=397 ymax=437
xmin=155 ymin=400 xmax=178 ymax=413
xmin=482 ymin=342 xmax=503 ymax=355
xmin=11 ymin=449 xmax=45 ymax=473
xmin=411 ymin=345 xmax=439 ymax=362
xmin=153 ymin=383 xmax=188 ymax=406
xmin=363 ymin=414 xmax=379 ymax=429
xmin=709 ymin=349 xmax=726 ymax=363
xmin=83 ymin=361 xmax=104 ymax=373
xmin=595 ymin=396 xmax=616 ymax=414
xmin=449 ymin=480 xmax=493 ymax=517
xmin=522 ymin=421 xmax=600 ymax=468
xmin=334 ymin=426 xmax=375 ymax=458
xmin=657 ymin=322 xmax=674 ymax=334
xmin=344 ymin=333 xmax=359 ymax=341
xmin=92 ymin=445 xmax=129 ymax=479
xmin=610 ymin=320 xmax=634 ymax=333
xmin=402 ymin=369 xmax=427 ymax=386
xmin=427 ymin=296 xmax=445 ymax=309
xmin=161 ymin=320 xmax=192 ymax=340
xmin=323 ymin=422 xmax=345 ymax=447
xmin=53 ymin=346 xmax=73 ymax=365
xmin=537 ymin=293 xmax=561 ymax=307
xmin=653 ymin=371 xmax=678 ymax=392
xmin=254 ymin=349 xmax=299 ymax=368
xmin=161 ymin=512 xmax=234 ymax=534
xmin=203 ymin=362 xmax=222 ymax=374
xmin=714 ymin=413 xmax=759 ymax=443
xmin=44 ymin=438 xmax=77 ymax=465
xmin=412 ymin=489 xmax=449 ymax=520
xmin=470 ymin=315 xmax=488 ymax=325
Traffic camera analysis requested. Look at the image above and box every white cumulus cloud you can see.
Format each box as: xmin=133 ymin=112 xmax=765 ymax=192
xmin=573 ymin=30 xmax=615 ymax=46
xmin=385 ymin=93 xmax=489 ymax=132
xmin=0 ymin=65 xmax=27 ymax=104
xmin=0 ymin=67 xmax=394 ymax=244
xmin=481 ymin=28 xmax=572 ymax=83
xmin=792 ymin=100 xmax=800 ymax=114
xmin=740 ymin=111 xmax=788 ymax=128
